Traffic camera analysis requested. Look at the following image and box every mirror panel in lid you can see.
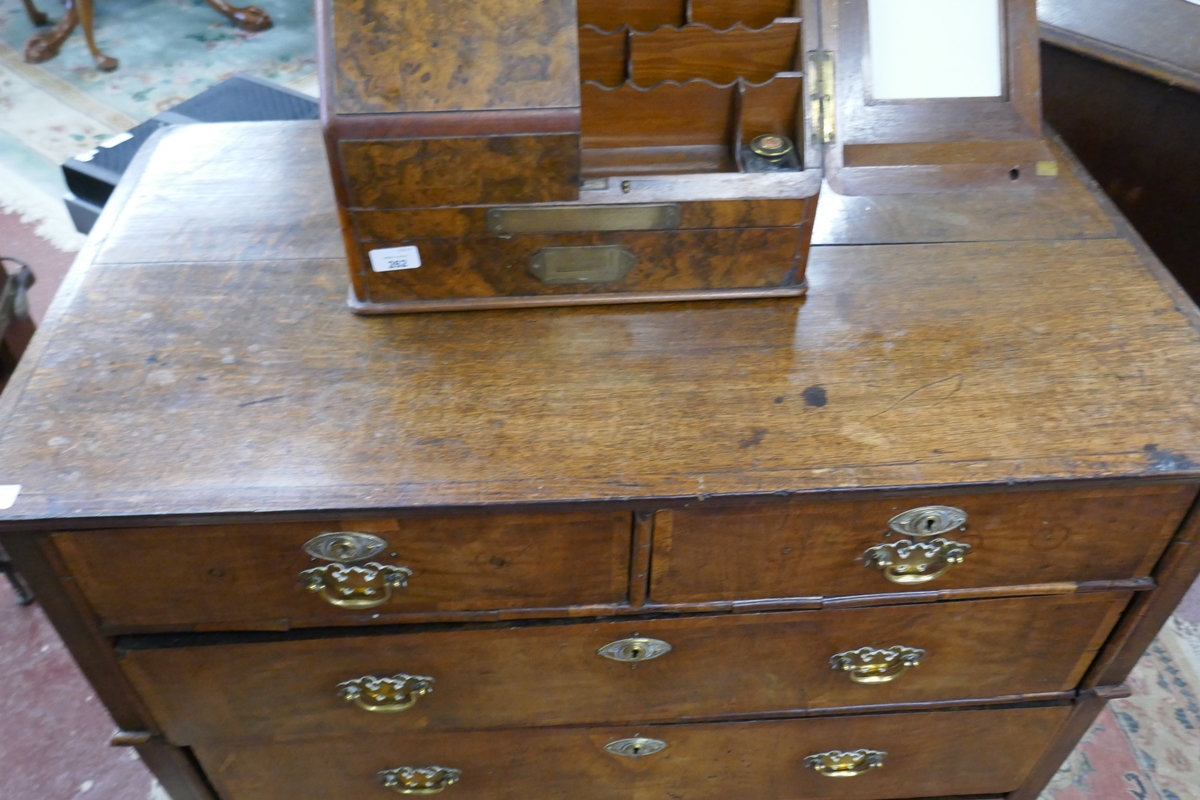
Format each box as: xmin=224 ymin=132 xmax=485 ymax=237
xmin=814 ymin=0 xmax=1058 ymax=194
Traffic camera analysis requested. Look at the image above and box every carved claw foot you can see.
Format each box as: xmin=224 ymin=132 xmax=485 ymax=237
xmin=22 ymin=0 xmax=50 ymax=27
xmin=23 ymin=8 xmax=76 ymax=64
xmin=203 ymin=0 xmax=273 ymax=32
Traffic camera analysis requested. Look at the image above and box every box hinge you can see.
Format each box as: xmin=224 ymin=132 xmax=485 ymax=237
xmin=808 ymin=50 xmax=836 ymax=145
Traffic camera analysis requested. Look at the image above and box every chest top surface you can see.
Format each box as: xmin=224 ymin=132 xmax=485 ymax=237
xmin=2 ymin=121 xmax=1200 ymax=525
xmin=1039 ymin=0 xmax=1200 ymax=89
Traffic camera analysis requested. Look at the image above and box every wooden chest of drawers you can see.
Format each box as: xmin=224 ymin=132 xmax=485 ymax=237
xmin=4 ymin=121 xmax=1200 ymax=800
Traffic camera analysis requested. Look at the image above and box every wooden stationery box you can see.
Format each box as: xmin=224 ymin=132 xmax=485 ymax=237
xmin=319 ymin=0 xmax=1056 ymax=313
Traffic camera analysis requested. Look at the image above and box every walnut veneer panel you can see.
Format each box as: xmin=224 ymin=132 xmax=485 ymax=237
xmin=195 ymin=706 xmax=1070 ymax=800
xmin=340 ymin=135 xmax=581 ymax=209
xmin=53 ymin=513 xmax=631 ymax=630
xmin=358 ymin=227 xmax=805 ymax=303
xmin=330 ymin=0 xmax=581 ymax=114
xmin=652 ymin=485 xmax=1195 ymax=603
xmin=122 ymin=592 xmax=1125 ymax=744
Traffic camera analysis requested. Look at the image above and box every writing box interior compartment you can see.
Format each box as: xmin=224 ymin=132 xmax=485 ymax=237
xmin=319 ymin=0 xmax=822 ymax=313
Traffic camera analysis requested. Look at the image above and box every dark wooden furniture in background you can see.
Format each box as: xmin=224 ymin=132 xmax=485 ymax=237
xmin=20 ymin=0 xmax=271 ymax=72
xmin=3 ymin=120 xmax=1200 ymax=800
xmin=0 ymin=257 xmax=35 ymax=394
xmin=1039 ymin=0 xmax=1200 ymax=302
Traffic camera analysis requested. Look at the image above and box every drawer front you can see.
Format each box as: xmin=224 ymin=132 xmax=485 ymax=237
xmin=54 ymin=512 xmax=632 ymax=630
xmin=194 ymin=706 xmax=1069 ymax=800
xmin=651 ymin=484 xmax=1195 ymax=603
xmin=121 ymin=592 xmax=1125 ymax=744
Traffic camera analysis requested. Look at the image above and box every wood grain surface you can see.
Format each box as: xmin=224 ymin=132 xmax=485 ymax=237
xmin=328 ymin=0 xmax=581 ymax=114
xmin=1038 ymin=0 xmax=1200 ymax=91
xmin=193 ymin=705 xmax=1071 ymax=800
xmin=352 ymin=197 xmax=815 ymax=242
xmin=2 ymin=121 xmax=1200 ymax=524
xmin=629 ymin=21 xmax=800 ymax=85
xmin=358 ymin=227 xmax=804 ymax=302
xmin=650 ymin=485 xmax=1195 ymax=602
xmin=52 ymin=513 xmax=632 ymax=630
xmin=120 ymin=592 xmax=1126 ymax=744
xmin=579 ymin=26 xmax=628 ymax=87
xmin=340 ymin=135 xmax=581 ymax=209
xmin=577 ymin=0 xmax=684 ymax=32
xmin=690 ymin=0 xmax=796 ymax=30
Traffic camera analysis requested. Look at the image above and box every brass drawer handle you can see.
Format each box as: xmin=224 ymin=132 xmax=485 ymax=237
xmin=300 ymin=562 xmax=413 ymax=608
xmin=863 ymin=538 xmax=971 ymax=584
xmin=378 ymin=766 xmax=461 ymax=795
xmin=339 ymin=673 xmax=434 ymax=712
xmin=804 ymin=749 xmax=887 ymax=777
xmin=830 ymin=646 xmax=925 ymax=683
xmin=604 ymin=737 xmax=667 ymax=758
xmin=597 ymin=637 xmax=672 ymax=663
xmin=887 ymin=505 xmax=966 ymax=538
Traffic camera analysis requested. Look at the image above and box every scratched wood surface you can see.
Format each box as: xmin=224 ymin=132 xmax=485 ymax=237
xmin=119 ymin=592 xmax=1126 ymax=743
xmin=1039 ymin=0 xmax=1200 ymax=91
xmin=2 ymin=121 xmax=1200 ymax=523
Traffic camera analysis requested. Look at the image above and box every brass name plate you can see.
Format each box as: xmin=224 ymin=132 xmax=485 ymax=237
xmin=529 ymin=246 xmax=635 ymax=285
xmin=487 ymin=204 xmax=681 ymax=234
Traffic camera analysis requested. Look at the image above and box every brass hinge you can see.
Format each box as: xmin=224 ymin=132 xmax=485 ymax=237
xmin=808 ymin=50 xmax=836 ymax=145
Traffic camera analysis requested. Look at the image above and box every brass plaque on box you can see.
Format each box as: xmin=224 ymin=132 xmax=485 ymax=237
xmin=487 ymin=204 xmax=681 ymax=235
xmin=529 ymin=246 xmax=636 ymax=285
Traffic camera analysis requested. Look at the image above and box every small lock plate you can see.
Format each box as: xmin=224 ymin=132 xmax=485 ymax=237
xmin=887 ymin=506 xmax=967 ymax=538
xmin=529 ymin=245 xmax=635 ymax=286
xmin=303 ymin=531 xmax=388 ymax=563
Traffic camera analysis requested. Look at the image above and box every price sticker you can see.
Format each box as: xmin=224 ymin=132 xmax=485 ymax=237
xmin=0 ymin=485 xmax=20 ymax=510
xmin=369 ymin=246 xmax=422 ymax=273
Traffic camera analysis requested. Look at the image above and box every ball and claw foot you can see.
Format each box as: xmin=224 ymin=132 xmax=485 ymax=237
xmin=203 ymin=0 xmax=273 ymax=32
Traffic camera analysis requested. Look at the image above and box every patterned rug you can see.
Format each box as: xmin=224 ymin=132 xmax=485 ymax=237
xmin=0 ymin=0 xmax=317 ymax=251
xmin=1043 ymin=614 xmax=1200 ymax=800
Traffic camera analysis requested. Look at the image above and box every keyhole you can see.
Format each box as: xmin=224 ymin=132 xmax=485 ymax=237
xmin=923 ymin=517 xmax=936 ymax=532
xmin=631 ymin=744 xmax=642 ymax=754
xmin=628 ymin=646 xmax=643 ymax=660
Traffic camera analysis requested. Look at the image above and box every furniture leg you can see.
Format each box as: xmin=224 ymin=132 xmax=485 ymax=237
xmin=22 ymin=0 xmax=49 ymax=26
xmin=24 ymin=0 xmax=77 ymax=65
xmin=75 ymin=0 xmax=117 ymax=71
xmin=202 ymin=0 xmax=272 ymax=32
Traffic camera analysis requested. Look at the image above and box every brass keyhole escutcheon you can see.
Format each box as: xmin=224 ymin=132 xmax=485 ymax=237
xmin=597 ymin=637 xmax=672 ymax=663
xmin=604 ymin=737 xmax=667 ymax=758
xmin=887 ymin=506 xmax=967 ymax=538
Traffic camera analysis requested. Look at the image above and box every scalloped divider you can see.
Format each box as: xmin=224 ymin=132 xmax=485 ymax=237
xmin=581 ymin=81 xmax=738 ymax=175
xmin=628 ymin=20 xmax=801 ymax=85
xmin=688 ymin=0 xmax=797 ymax=30
xmin=580 ymin=26 xmax=628 ymax=87
xmin=577 ymin=0 xmax=685 ymax=33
